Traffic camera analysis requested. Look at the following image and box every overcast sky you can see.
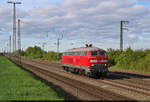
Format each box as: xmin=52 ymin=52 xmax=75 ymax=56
xmin=0 ymin=0 xmax=150 ymax=52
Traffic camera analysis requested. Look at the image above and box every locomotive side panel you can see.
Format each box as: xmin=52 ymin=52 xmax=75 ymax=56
xmin=80 ymin=51 xmax=90 ymax=67
xmin=62 ymin=56 xmax=73 ymax=65
xmin=75 ymin=56 xmax=80 ymax=66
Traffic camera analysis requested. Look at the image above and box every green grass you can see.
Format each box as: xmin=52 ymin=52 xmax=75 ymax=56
xmin=0 ymin=55 xmax=64 ymax=100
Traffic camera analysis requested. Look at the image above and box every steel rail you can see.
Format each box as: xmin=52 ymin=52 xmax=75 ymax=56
xmin=10 ymin=57 xmax=132 ymax=101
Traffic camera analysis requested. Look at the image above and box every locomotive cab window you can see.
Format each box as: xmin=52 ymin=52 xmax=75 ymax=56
xmin=68 ymin=52 xmax=71 ymax=56
xmin=100 ymin=51 xmax=107 ymax=56
xmin=74 ymin=52 xmax=77 ymax=56
xmin=83 ymin=51 xmax=87 ymax=56
xmin=77 ymin=52 xmax=82 ymax=56
xmin=63 ymin=52 xmax=68 ymax=56
xmin=72 ymin=52 xmax=75 ymax=56
xmin=91 ymin=51 xmax=98 ymax=56
xmin=63 ymin=52 xmax=66 ymax=56
xmin=71 ymin=52 xmax=74 ymax=56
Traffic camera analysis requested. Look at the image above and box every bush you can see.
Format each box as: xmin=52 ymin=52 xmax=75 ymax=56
xmin=107 ymin=47 xmax=150 ymax=73
xmin=107 ymin=48 xmax=121 ymax=67
xmin=137 ymin=53 xmax=150 ymax=72
xmin=43 ymin=51 xmax=62 ymax=61
xmin=25 ymin=46 xmax=43 ymax=59
xmin=43 ymin=51 xmax=57 ymax=61
xmin=24 ymin=46 xmax=62 ymax=61
xmin=115 ymin=47 xmax=134 ymax=69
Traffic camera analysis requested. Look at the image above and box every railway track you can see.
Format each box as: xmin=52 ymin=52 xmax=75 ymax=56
xmin=110 ymin=69 xmax=150 ymax=79
xmin=9 ymin=57 xmax=132 ymax=101
xmin=98 ymin=80 xmax=150 ymax=100
xmin=9 ymin=57 xmax=150 ymax=101
xmin=27 ymin=58 xmax=150 ymax=84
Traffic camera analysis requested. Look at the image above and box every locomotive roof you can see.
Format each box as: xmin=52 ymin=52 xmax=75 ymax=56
xmin=64 ymin=46 xmax=105 ymax=52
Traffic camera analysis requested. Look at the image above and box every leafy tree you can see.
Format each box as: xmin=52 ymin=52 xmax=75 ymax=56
xmin=116 ymin=47 xmax=134 ymax=68
xmin=107 ymin=48 xmax=121 ymax=67
xmin=25 ymin=46 xmax=43 ymax=58
xmin=43 ymin=51 xmax=62 ymax=61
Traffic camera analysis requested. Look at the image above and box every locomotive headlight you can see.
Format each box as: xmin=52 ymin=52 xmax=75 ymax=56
xmin=101 ymin=60 xmax=108 ymax=62
xmin=90 ymin=60 xmax=98 ymax=63
xmin=91 ymin=64 xmax=94 ymax=66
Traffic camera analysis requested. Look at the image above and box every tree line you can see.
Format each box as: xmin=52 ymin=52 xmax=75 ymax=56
xmin=17 ymin=46 xmax=150 ymax=73
xmin=19 ymin=46 xmax=62 ymax=61
xmin=107 ymin=47 xmax=150 ymax=73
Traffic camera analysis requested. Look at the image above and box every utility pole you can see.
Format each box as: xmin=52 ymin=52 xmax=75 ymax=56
xmin=120 ymin=20 xmax=129 ymax=52
xmin=57 ymin=34 xmax=63 ymax=61
xmin=2 ymin=48 xmax=3 ymax=55
xmin=9 ymin=35 xmax=11 ymax=58
xmin=6 ymin=43 xmax=8 ymax=55
xmin=8 ymin=1 xmax=21 ymax=53
xmin=18 ymin=19 xmax=21 ymax=64
xmin=42 ymin=42 xmax=46 ymax=55
xmin=4 ymin=48 xmax=5 ymax=55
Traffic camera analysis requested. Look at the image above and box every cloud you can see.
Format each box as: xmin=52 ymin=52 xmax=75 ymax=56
xmin=1 ymin=0 xmax=150 ymax=51
xmin=136 ymin=0 xmax=150 ymax=2
xmin=0 ymin=7 xmax=28 ymax=34
xmin=128 ymin=34 xmax=136 ymax=39
xmin=25 ymin=0 xmax=150 ymax=50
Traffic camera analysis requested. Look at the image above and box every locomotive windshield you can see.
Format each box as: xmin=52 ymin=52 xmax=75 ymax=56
xmin=100 ymin=51 xmax=107 ymax=56
xmin=91 ymin=51 xmax=107 ymax=56
xmin=91 ymin=51 xmax=98 ymax=56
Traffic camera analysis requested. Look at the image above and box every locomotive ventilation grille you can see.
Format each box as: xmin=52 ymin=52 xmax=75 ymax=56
xmin=90 ymin=64 xmax=108 ymax=73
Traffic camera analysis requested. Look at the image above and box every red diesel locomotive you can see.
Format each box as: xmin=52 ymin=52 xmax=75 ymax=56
xmin=61 ymin=44 xmax=109 ymax=77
